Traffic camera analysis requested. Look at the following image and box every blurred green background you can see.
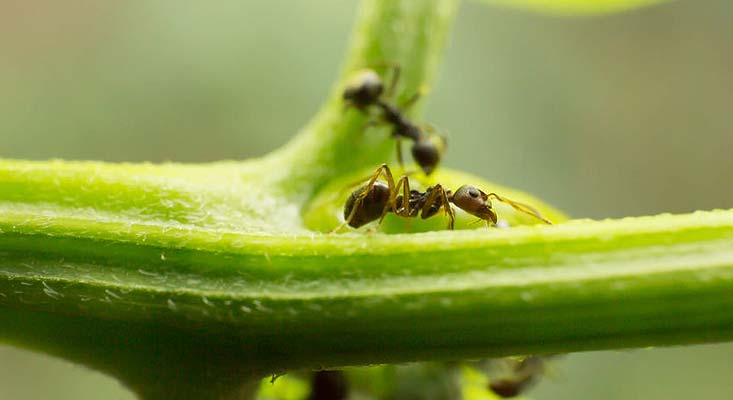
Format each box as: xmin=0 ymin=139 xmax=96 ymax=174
xmin=1 ymin=0 xmax=732 ymax=398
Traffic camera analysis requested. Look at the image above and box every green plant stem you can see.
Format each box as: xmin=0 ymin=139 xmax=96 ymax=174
xmin=3 ymin=211 xmax=733 ymax=371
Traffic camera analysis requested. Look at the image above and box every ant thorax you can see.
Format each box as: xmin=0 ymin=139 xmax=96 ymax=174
xmin=420 ymin=186 xmax=446 ymax=219
xmin=376 ymin=101 xmax=421 ymax=141
xmin=393 ymin=189 xmax=425 ymax=217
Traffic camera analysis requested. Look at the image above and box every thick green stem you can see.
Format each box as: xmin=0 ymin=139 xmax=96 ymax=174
xmin=3 ymin=211 xmax=733 ymax=369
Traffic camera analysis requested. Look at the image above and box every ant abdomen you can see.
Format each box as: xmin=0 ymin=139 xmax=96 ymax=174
xmin=411 ymin=135 xmax=446 ymax=176
xmin=343 ymin=181 xmax=391 ymax=228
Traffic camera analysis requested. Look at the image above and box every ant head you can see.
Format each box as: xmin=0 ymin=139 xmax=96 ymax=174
xmin=451 ymin=185 xmax=498 ymax=224
xmin=342 ymin=69 xmax=384 ymax=109
xmin=411 ymin=133 xmax=446 ymax=175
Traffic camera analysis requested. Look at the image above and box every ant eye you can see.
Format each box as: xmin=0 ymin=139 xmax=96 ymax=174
xmin=468 ymin=188 xmax=479 ymax=198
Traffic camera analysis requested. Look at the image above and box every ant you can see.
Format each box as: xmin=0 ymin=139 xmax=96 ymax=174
xmin=342 ymin=66 xmax=446 ymax=175
xmin=337 ymin=164 xmax=552 ymax=231
xmin=308 ymin=370 xmax=348 ymax=400
xmin=486 ymin=356 xmax=546 ymax=398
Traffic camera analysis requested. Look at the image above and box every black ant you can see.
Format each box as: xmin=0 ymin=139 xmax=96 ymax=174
xmin=343 ymin=67 xmax=446 ymax=175
xmin=337 ymin=164 xmax=552 ymax=231
xmin=486 ymin=356 xmax=546 ymax=398
xmin=308 ymin=370 xmax=348 ymax=400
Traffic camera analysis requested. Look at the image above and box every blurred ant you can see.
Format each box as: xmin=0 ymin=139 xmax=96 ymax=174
xmin=308 ymin=370 xmax=348 ymax=400
xmin=343 ymin=67 xmax=446 ymax=175
xmin=336 ymin=164 xmax=551 ymax=231
xmin=487 ymin=356 xmax=546 ymax=398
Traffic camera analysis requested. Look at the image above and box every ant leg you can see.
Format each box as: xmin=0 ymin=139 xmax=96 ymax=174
xmin=467 ymin=218 xmax=484 ymax=227
xmin=385 ymin=64 xmax=401 ymax=100
xmin=356 ymin=163 xmax=395 ymax=207
xmin=362 ymin=119 xmax=387 ymax=131
xmin=395 ymin=138 xmax=405 ymax=170
xmin=419 ymin=184 xmax=455 ymax=230
xmin=389 ymin=175 xmax=413 ymax=219
xmin=400 ymin=91 xmax=422 ymax=112
xmin=356 ymin=119 xmax=391 ymax=144
xmin=368 ymin=60 xmax=400 ymax=99
xmin=369 ymin=60 xmax=425 ymax=110
xmin=371 ymin=170 xmax=405 ymax=225
xmin=381 ymin=164 xmax=396 ymax=196
xmin=487 ymin=193 xmax=553 ymax=225
xmin=362 ymin=60 xmax=400 ymax=99
xmin=373 ymin=164 xmax=397 ymax=226
xmin=438 ymin=185 xmax=456 ymax=230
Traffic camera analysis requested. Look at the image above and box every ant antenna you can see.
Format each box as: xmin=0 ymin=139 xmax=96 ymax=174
xmin=488 ymin=193 xmax=552 ymax=225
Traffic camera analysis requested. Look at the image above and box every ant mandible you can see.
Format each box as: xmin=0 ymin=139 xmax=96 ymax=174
xmin=337 ymin=164 xmax=552 ymax=231
xmin=342 ymin=66 xmax=446 ymax=175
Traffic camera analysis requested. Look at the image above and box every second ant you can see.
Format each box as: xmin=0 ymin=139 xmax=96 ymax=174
xmin=343 ymin=66 xmax=446 ymax=175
